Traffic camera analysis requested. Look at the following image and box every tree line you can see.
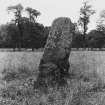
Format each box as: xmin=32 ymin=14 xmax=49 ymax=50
xmin=0 ymin=4 xmax=50 ymax=51
xmin=0 ymin=1 xmax=105 ymax=50
xmin=72 ymin=1 xmax=105 ymax=48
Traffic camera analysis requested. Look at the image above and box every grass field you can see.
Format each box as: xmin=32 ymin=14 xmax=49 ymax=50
xmin=0 ymin=50 xmax=105 ymax=105
xmin=0 ymin=51 xmax=105 ymax=81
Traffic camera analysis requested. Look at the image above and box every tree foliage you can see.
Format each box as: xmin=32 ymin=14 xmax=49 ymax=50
xmin=25 ymin=7 xmax=40 ymax=23
xmin=96 ymin=10 xmax=105 ymax=33
xmin=0 ymin=4 xmax=49 ymax=50
xmin=8 ymin=4 xmax=24 ymax=50
xmin=78 ymin=1 xmax=95 ymax=37
xmin=0 ymin=3 xmax=105 ymax=49
xmin=87 ymin=30 xmax=105 ymax=48
xmin=0 ymin=21 xmax=48 ymax=49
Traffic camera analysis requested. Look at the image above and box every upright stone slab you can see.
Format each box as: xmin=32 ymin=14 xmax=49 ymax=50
xmin=37 ymin=17 xmax=73 ymax=87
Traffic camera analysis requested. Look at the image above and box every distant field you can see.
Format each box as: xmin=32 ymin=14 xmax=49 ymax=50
xmin=0 ymin=51 xmax=105 ymax=83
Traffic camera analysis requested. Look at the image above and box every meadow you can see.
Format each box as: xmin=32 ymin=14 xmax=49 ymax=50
xmin=0 ymin=50 xmax=105 ymax=81
xmin=0 ymin=50 xmax=105 ymax=105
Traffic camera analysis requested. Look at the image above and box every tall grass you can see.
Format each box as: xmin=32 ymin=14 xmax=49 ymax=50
xmin=0 ymin=51 xmax=105 ymax=105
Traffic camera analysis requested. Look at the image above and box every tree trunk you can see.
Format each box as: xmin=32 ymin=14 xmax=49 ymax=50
xmin=37 ymin=17 xmax=73 ymax=88
xmin=83 ymin=21 xmax=87 ymax=48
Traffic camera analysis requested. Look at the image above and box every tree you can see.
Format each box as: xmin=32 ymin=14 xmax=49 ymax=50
xmin=25 ymin=7 xmax=40 ymax=24
xmin=7 ymin=4 xmax=23 ymax=50
xmin=78 ymin=1 xmax=95 ymax=40
xmin=0 ymin=24 xmax=20 ymax=49
xmin=0 ymin=25 xmax=8 ymax=48
xmin=28 ymin=23 xmax=46 ymax=50
xmin=25 ymin=7 xmax=42 ymax=50
xmin=72 ymin=33 xmax=84 ymax=48
xmin=96 ymin=10 xmax=105 ymax=33
xmin=6 ymin=4 xmax=47 ymax=50
xmin=6 ymin=23 xmax=20 ymax=50
xmin=87 ymin=30 xmax=105 ymax=48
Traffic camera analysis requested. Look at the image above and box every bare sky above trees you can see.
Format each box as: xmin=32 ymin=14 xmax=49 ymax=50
xmin=0 ymin=0 xmax=105 ymax=31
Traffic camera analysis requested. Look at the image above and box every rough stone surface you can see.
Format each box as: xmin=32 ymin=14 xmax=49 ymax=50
xmin=37 ymin=17 xmax=73 ymax=87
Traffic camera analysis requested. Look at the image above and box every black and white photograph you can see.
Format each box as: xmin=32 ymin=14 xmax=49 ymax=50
xmin=0 ymin=0 xmax=105 ymax=105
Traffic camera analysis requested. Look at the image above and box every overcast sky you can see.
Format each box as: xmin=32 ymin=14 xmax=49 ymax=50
xmin=0 ymin=0 xmax=105 ymax=31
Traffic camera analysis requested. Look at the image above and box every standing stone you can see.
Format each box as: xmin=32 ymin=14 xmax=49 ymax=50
xmin=37 ymin=17 xmax=73 ymax=87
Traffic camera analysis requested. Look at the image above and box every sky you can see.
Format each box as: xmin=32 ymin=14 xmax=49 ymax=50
xmin=0 ymin=0 xmax=105 ymax=31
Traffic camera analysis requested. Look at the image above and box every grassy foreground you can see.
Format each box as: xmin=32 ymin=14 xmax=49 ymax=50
xmin=0 ymin=51 xmax=105 ymax=105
